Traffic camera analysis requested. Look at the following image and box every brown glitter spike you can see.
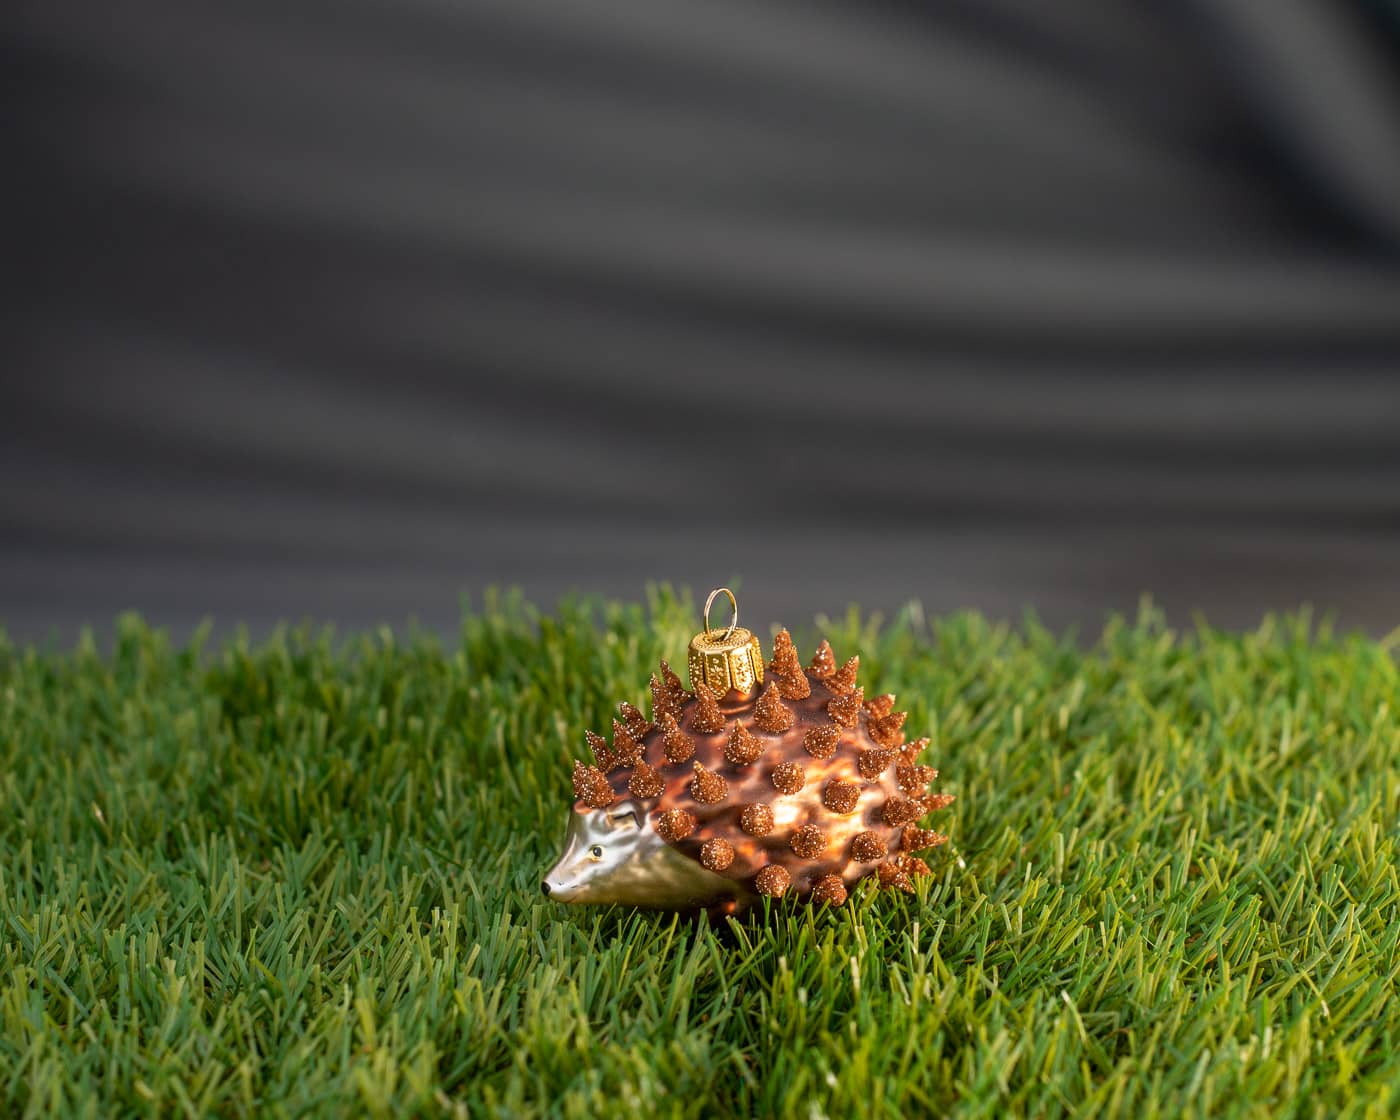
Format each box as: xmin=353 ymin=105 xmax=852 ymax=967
xmin=901 ymin=826 xmax=948 ymax=852
xmin=895 ymin=763 xmax=938 ymax=795
xmin=585 ymin=730 xmax=616 ymax=772
xmin=808 ymin=640 xmax=836 ymax=679
xmin=660 ymin=659 xmax=691 ymax=704
xmin=851 ymin=831 xmax=888 ymax=862
xmin=802 ymin=723 xmax=841 ymax=760
xmin=828 ymin=687 xmax=864 ymax=728
xmin=753 ymin=681 xmax=795 ymax=733
xmin=769 ymin=629 xmax=802 ymax=677
xmin=921 ymin=793 xmax=957 ymax=813
xmin=650 ymin=674 xmax=680 ymax=724
xmin=754 ymin=865 xmax=790 ymax=897
xmin=619 ymin=702 xmax=651 ymax=740
xmin=689 ymin=761 xmax=728 ymax=804
xmin=700 ymin=837 xmax=735 ymax=872
xmin=572 ymin=761 xmax=615 ymax=809
xmin=877 ymin=861 xmax=916 ymax=893
xmin=770 ymin=761 xmax=806 ymax=795
xmin=822 ymin=778 xmax=861 ymax=815
xmin=881 ymin=797 xmax=922 ymax=826
xmin=776 ymin=669 xmax=811 ymax=701
xmin=856 ymin=746 xmax=895 ymax=780
xmin=627 ymin=759 xmax=665 ymax=800
xmin=823 ymin=656 xmax=860 ymax=696
xmin=789 ymin=824 xmax=827 ymax=859
xmin=654 ymin=807 xmax=696 ymax=843
xmin=901 ymin=855 xmax=932 ymax=877
xmin=689 ymin=686 xmax=725 ymax=733
xmin=724 ymin=721 xmax=763 ymax=765
xmin=611 ymin=719 xmax=644 ymax=765
xmin=740 ymin=803 xmax=775 ymax=836
xmin=900 ymin=737 xmax=931 ymax=761
xmin=810 ymin=875 xmax=848 ymax=906
xmin=658 ymin=713 xmax=695 ymax=764
xmin=864 ymin=693 xmax=896 ymax=719
xmin=869 ymin=710 xmax=908 ymax=748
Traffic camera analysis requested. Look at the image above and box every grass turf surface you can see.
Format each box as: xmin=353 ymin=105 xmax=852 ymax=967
xmin=2 ymin=591 xmax=1399 ymax=1118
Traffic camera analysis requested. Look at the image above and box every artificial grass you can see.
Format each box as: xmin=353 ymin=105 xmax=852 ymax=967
xmin=2 ymin=590 xmax=1399 ymax=1118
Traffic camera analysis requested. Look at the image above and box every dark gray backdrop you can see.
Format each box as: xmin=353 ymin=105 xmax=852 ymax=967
xmin=7 ymin=0 xmax=1400 ymax=642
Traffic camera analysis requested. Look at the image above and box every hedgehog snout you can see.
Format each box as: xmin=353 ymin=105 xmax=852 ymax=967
xmin=541 ymin=851 xmax=596 ymax=903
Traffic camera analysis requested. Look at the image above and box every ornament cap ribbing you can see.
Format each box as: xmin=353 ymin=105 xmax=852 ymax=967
xmin=687 ymin=587 xmax=764 ymax=698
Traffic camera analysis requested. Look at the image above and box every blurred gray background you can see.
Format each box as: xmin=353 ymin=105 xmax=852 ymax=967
xmin=6 ymin=0 xmax=1400 ymax=642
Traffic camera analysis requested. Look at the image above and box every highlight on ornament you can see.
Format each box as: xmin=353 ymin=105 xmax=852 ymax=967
xmin=542 ymin=588 xmax=954 ymax=912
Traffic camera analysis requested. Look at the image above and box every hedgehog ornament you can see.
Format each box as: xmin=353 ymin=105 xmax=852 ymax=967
xmin=543 ymin=589 xmax=954 ymax=912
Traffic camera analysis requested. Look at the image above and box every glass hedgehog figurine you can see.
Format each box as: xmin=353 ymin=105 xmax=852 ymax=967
xmin=543 ymin=590 xmax=954 ymax=913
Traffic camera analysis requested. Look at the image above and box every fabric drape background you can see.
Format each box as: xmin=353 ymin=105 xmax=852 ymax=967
xmin=7 ymin=0 xmax=1400 ymax=640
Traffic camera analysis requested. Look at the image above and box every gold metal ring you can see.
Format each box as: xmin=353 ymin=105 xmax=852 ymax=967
xmin=703 ymin=587 xmax=738 ymax=641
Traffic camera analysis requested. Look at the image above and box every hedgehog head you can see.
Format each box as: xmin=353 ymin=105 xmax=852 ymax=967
xmin=542 ymin=798 xmax=753 ymax=908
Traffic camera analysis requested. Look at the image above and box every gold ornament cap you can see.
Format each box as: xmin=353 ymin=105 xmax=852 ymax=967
xmin=688 ymin=588 xmax=764 ymax=698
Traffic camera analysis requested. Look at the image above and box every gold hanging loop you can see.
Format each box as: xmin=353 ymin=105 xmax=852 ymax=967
xmin=688 ymin=588 xmax=764 ymax=698
xmin=703 ymin=587 xmax=739 ymax=642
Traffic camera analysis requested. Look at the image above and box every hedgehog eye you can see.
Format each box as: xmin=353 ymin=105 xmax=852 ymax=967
xmin=588 ymin=845 xmax=604 ymax=861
